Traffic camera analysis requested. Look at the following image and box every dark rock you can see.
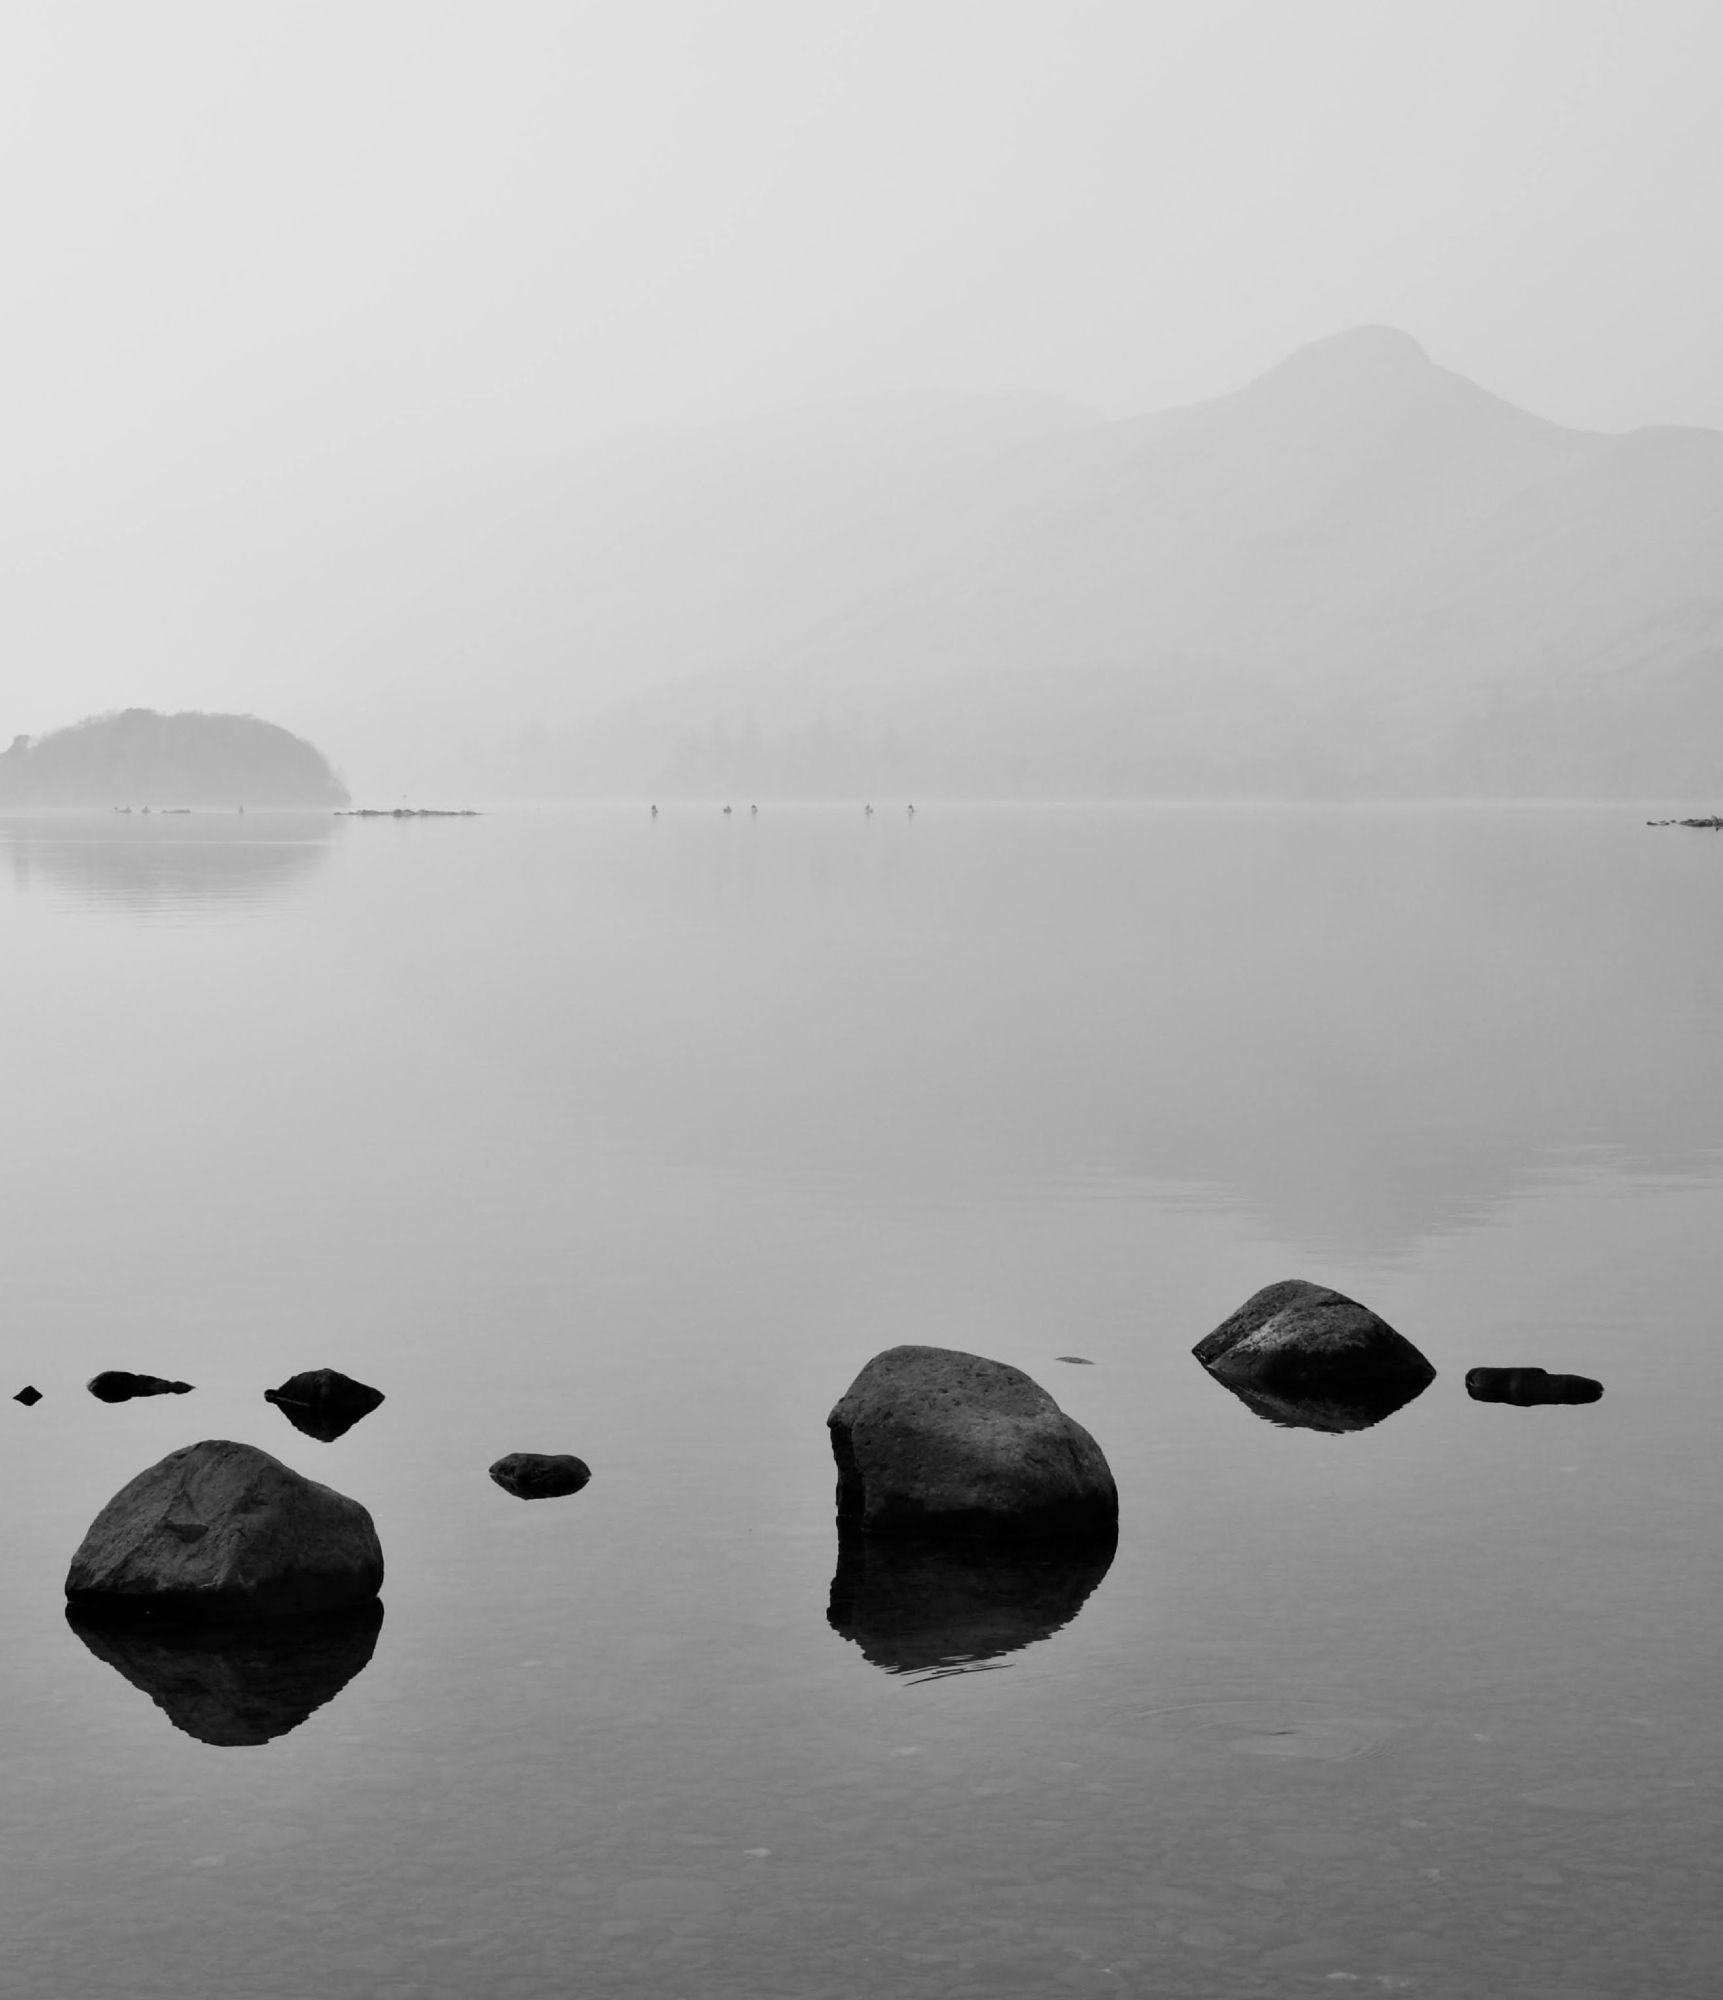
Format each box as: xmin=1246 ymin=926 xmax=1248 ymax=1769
xmin=66 ymin=1600 xmax=383 ymax=1746
xmin=264 ymin=1368 xmax=385 ymax=1443
xmin=14 ymin=1385 xmax=42 ymax=1405
xmin=826 ymin=1346 xmax=1118 ymax=1541
xmin=1207 ymin=1372 xmax=1429 ymax=1434
xmin=87 ymin=1371 xmax=193 ymax=1403
xmin=65 ymin=1439 xmax=384 ymax=1618
xmin=489 ymin=1452 xmax=592 ymax=1500
xmin=828 ymin=1524 xmax=1116 ymax=1678
xmin=1466 ymin=1366 xmax=1603 ymax=1406
xmin=1055 ymin=1355 xmax=1095 ymax=1365
xmin=1193 ymin=1280 xmax=1436 ymax=1402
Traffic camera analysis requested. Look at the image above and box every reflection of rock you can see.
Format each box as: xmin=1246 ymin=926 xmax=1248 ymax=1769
xmin=66 ymin=1600 xmax=383 ymax=1746
xmin=66 ymin=1440 xmax=384 ymax=1617
xmin=489 ymin=1452 xmax=591 ymax=1499
xmin=827 ymin=1527 xmax=1116 ymax=1678
xmin=1193 ymin=1280 xmax=1436 ymax=1404
xmin=1466 ymin=1366 xmax=1603 ymax=1406
xmin=1205 ymin=1370 xmax=1430 ymax=1433
xmin=14 ymin=1385 xmax=42 ymax=1405
xmin=827 ymin=1346 xmax=1117 ymax=1541
xmin=87 ymin=1371 xmax=193 ymax=1402
xmin=265 ymin=1368 xmax=385 ymax=1442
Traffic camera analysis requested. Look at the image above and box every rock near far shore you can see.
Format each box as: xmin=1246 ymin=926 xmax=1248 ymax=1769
xmin=65 ymin=1439 xmax=383 ymax=1619
xmin=827 ymin=1345 xmax=1117 ymax=1541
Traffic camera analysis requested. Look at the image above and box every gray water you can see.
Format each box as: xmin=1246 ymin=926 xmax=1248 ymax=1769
xmin=3 ymin=804 xmax=1721 ymax=2000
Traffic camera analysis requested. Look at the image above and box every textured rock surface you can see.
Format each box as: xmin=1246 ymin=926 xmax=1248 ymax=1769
xmin=1466 ymin=1366 xmax=1603 ymax=1406
xmin=489 ymin=1452 xmax=592 ymax=1499
xmin=87 ymin=1371 xmax=192 ymax=1403
xmin=826 ymin=1346 xmax=1117 ymax=1539
xmin=1193 ymin=1281 xmax=1435 ymax=1400
xmin=66 ymin=1601 xmax=383 ymax=1746
xmin=827 ymin=1526 xmax=1116 ymax=1676
xmin=65 ymin=1439 xmax=384 ymax=1617
xmin=265 ymin=1368 xmax=385 ymax=1442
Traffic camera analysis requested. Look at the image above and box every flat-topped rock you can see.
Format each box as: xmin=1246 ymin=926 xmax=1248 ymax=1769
xmin=87 ymin=1371 xmax=193 ymax=1403
xmin=65 ymin=1439 xmax=383 ymax=1619
xmin=827 ymin=1346 xmax=1117 ymax=1541
xmin=1193 ymin=1281 xmax=1435 ymax=1401
xmin=489 ymin=1453 xmax=592 ymax=1500
xmin=1466 ymin=1366 xmax=1603 ymax=1406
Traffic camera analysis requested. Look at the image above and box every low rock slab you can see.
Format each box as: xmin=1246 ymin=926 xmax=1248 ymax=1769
xmin=65 ymin=1439 xmax=383 ymax=1619
xmin=489 ymin=1452 xmax=592 ymax=1499
xmin=265 ymin=1368 xmax=385 ymax=1443
xmin=1193 ymin=1281 xmax=1435 ymax=1402
xmin=827 ymin=1345 xmax=1117 ymax=1540
xmin=1466 ymin=1366 xmax=1603 ymax=1406
xmin=88 ymin=1371 xmax=193 ymax=1403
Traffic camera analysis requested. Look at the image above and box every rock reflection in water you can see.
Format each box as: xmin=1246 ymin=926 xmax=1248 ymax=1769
xmin=1202 ymin=1368 xmax=1431 ymax=1434
xmin=65 ymin=1600 xmax=383 ymax=1746
xmin=827 ymin=1528 xmax=1115 ymax=1681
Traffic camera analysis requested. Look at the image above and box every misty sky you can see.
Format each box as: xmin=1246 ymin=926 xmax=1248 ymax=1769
xmin=4 ymin=0 xmax=1719 ymax=739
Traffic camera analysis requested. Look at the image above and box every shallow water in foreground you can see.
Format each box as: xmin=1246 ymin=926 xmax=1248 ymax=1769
xmin=2 ymin=803 xmax=1721 ymax=1998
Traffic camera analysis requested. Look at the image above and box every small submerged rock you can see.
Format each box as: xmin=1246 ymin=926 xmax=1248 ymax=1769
xmin=827 ymin=1346 xmax=1117 ymax=1541
xmin=1466 ymin=1366 xmax=1603 ymax=1406
xmin=489 ymin=1452 xmax=592 ymax=1500
xmin=87 ymin=1371 xmax=193 ymax=1403
xmin=264 ymin=1368 xmax=385 ymax=1443
xmin=14 ymin=1385 xmax=42 ymax=1406
xmin=1193 ymin=1281 xmax=1435 ymax=1407
xmin=66 ymin=1439 xmax=384 ymax=1618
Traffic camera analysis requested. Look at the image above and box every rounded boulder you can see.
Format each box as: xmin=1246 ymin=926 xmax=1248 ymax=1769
xmin=826 ymin=1345 xmax=1117 ymax=1541
xmin=65 ymin=1439 xmax=384 ymax=1619
xmin=1193 ymin=1280 xmax=1435 ymax=1399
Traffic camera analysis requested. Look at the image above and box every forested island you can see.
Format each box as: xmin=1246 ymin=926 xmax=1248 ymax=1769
xmin=0 ymin=709 xmax=348 ymax=808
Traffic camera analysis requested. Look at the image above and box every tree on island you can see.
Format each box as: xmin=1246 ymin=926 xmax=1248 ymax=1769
xmin=0 ymin=709 xmax=348 ymax=808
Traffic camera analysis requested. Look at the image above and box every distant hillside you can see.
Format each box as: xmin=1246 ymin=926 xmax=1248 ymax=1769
xmin=0 ymin=709 xmax=348 ymax=807
xmin=482 ymin=328 xmax=1723 ymax=799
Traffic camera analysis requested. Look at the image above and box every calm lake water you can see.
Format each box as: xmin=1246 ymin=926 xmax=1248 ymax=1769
xmin=3 ymin=803 xmax=1721 ymax=1999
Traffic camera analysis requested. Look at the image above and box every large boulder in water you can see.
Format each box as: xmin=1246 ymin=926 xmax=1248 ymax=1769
xmin=1193 ymin=1281 xmax=1435 ymax=1403
xmin=65 ymin=1440 xmax=383 ymax=1618
xmin=826 ymin=1346 xmax=1117 ymax=1540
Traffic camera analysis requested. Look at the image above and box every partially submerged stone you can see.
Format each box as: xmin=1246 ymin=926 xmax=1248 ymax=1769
xmin=65 ymin=1439 xmax=384 ymax=1619
xmin=14 ymin=1385 xmax=42 ymax=1406
xmin=264 ymin=1368 xmax=385 ymax=1443
xmin=1193 ymin=1281 xmax=1435 ymax=1403
xmin=1466 ymin=1366 xmax=1603 ymax=1406
xmin=66 ymin=1600 xmax=383 ymax=1746
xmin=489 ymin=1452 xmax=592 ymax=1500
xmin=87 ymin=1371 xmax=193 ymax=1403
xmin=827 ymin=1346 xmax=1117 ymax=1541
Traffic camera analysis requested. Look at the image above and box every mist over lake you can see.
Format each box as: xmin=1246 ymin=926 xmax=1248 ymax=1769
xmin=4 ymin=803 xmax=1721 ymax=1997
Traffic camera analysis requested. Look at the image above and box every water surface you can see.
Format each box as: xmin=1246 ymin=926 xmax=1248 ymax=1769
xmin=3 ymin=804 xmax=1721 ymax=1997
